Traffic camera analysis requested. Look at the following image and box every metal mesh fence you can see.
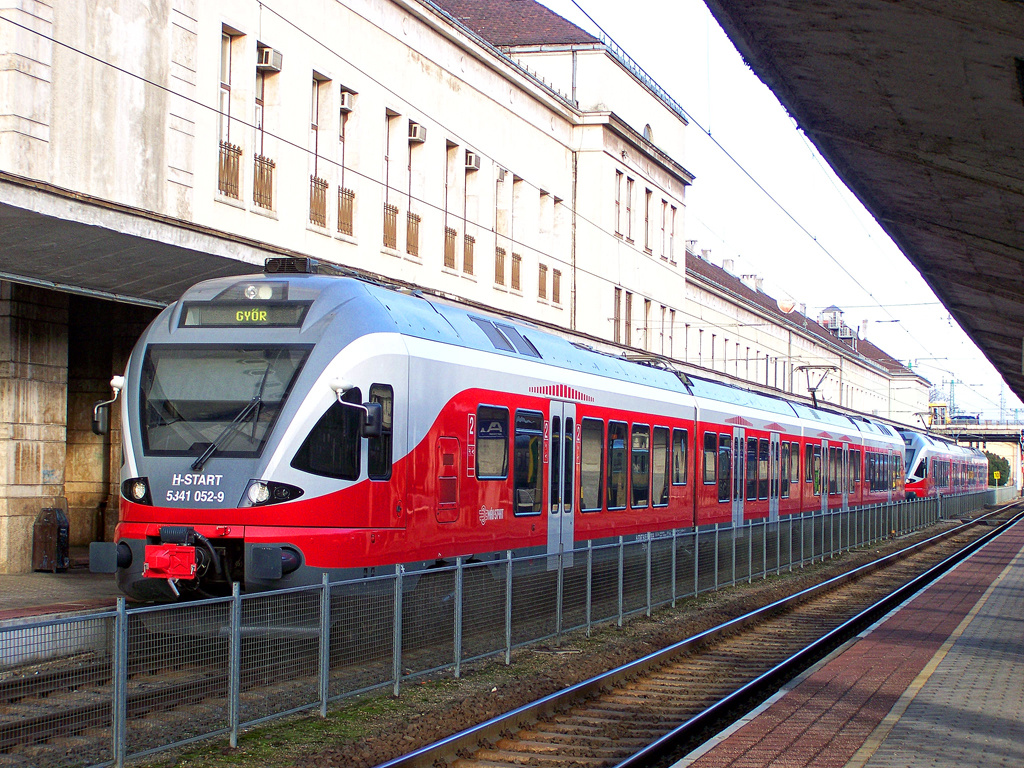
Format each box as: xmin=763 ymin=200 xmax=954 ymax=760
xmin=0 ymin=491 xmax=991 ymax=766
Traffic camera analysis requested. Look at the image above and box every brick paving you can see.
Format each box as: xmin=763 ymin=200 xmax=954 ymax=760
xmin=678 ymin=521 xmax=1024 ymax=768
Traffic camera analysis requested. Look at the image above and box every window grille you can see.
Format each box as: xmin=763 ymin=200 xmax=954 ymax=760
xmin=309 ymin=176 xmax=328 ymax=227
xmin=511 ymin=252 xmax=522 ymax=291
xmin=494 ymin=247 xmax=506 ymax=286
xmin=253 ymin=154 xmax=275 ymax=209
xmin=444 ymin=227 xmax=457 ymax=269
xmin=383 ymin=204 xmax=398 ymax=249
xmin=218 ymin=141 xmax=242 ymax=199
xmin=463 ymin=235 xmax=475 ymax=275
xmin=338 ymin=188 xmax=355 ymax=236
xmin=552 ymin=269 xmax=561 ymax=304
xmin=406 ymin=212 xmax=421 ymax=257
xmin=538 ymin=264 xmax=548 ymax=300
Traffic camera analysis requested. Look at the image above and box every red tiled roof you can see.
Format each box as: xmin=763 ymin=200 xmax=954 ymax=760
xmin=431 ymin=0 xmax=600 ymax=47
xmin=685 ymin=252 xmax=919 ymax=378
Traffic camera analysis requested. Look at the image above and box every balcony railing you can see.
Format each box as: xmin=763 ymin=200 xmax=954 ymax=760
xmin=338 ymin=188 xmax=355 ymax=236
xmin=494 ymin=247 xmax=506 ymax=286
xmin=463 ymin=235 xmax=475 ymax=275
xmin=444 ymin=227 xmax=457 ymax=269
xmin=406 ymin=212 xmax=421 ymax=257
xmin=511 ymin=252 xmax=522 ymax=292
xmin=383 ymin=204 xmax=398 ymax=249
xmin=309 ymin=176 xmax=328 ymax=227
xmin=253 ymin=154 xmax=275 ymax=209
xmin=218 ymin=141 xmax=242 ymax=199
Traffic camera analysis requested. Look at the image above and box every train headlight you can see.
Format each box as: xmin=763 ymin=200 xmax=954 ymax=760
xmin=120 ymin=477 xmax=152 ymax=506
xmin=247 ymin=482 xmax=271 ymax=504
xmin=242 ymin=480 xmax=305 ymax=506
xmin=244 ymin=284 xmax=259 ymax=300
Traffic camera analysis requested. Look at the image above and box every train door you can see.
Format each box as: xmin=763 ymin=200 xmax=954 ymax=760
xmin=841 ymin=443 xmax=850 ymax=513
xmin=732 ymin=426 xmax=745 ymax=527
xmin=820 ymin=439 xmax=829 ymax=515
xmin=769 ymin=432 xmax=780 ymax=522
xmin=548 ymin=401 xmax=576 ymax=568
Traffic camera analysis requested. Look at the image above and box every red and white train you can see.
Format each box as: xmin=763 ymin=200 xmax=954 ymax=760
xmin=900 ymin=429 xmax=987 ymax=499
xmin=89 ymin=259 xmax=987 ymax=601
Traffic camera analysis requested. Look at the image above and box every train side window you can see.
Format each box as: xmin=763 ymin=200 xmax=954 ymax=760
xmin=367 ymin=384 xmax=393 ymax=480
xmin=476 ymin=406 xmax=509 ymax=479
xmin=780 ymin=442 xmax=790 ymax=498
xmin=702 ymin=431 xmax=717 ymax=485
xmin=853 ymin=450 xmax=862 ymax=483
xmin=607 ymin=421 xmax=628 ymax=509
xmin=805 ymin=443 xmax=813 ymax=483
xmin=791 ymin=444 xmax=801 ymax=486
xmin=812 ymin=446 xmax=822 ymax=495
xmin=758 ymin=438 xmax=769 ymax=500
xmin=652 ymin=426 xmax=669 ymax=506
xmin=672 ymin=428 xmax=688 ymax=485
xmin=513 ymin=409 xmax=544 ymax=515
xmin=718 ymin=433 xmax=732 ymax=503
xmin=631 ymin=424 xmax=650 ymax=508
xmin=746 ymin=437 xmax=757 ymax=501
xmin=828 ymin=447 xmax=838 ymax=495
xmin=550 ymin=415 xmax=562 ymax=510
xmin=580 ymin=418 xmax=604 ymax=511
xmin=291 ymin=388 xmax=362 ymax=480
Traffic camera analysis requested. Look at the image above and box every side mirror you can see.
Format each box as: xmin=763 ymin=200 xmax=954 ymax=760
xmin=92 ymin=402 xmax=110 ymax=436
xmin=361 ymin=401 xmax=383 ymax=438
xmin=91 ymin=375 xmax=125 ymax=436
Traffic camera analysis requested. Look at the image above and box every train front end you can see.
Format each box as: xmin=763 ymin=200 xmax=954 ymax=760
xmin=90 ymin=259 xmax=399 ymax=601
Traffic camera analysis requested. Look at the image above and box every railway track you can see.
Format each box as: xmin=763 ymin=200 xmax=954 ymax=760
xmin=376 ymin=506 xmax=1023 ymax=768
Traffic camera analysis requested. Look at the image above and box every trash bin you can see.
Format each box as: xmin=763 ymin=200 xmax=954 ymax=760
xmin=32 ymin=508 xmax=70 ymax=572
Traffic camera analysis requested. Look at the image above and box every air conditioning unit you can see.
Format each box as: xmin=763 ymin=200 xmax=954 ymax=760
xmin=339 ymin=91 xmax=355 ymax=113
xmin=408 ymin=121 xmax=427 ymax=143
xmin=256 ymin=47 xmax=282 ymax=72
xmin=465 ymin=151 xmax=481 ymax=171
xmin=496 ymin=167 xmax=506 ymax=182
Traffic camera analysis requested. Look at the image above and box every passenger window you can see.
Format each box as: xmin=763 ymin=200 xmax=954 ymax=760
xmin=703 ymin=431 xmax=717 ymax=484
xmin=781 ymin=442 xmax=790 ymax=498
xmin=813 ymin=446 xmax=822 ymax=496
xmin=805 ymin=443 xmax=813 ymax=483
xmin=631 ymin=424 xmax=650 ymax=508
xmin=368 ymin=384 xmax=393 ymax=480
xmin=652 ymin=426 xmax=669 ymax=506
xmin=580 ymin=418 xmax=603 ymax=511
xmin=606 ymin=421 xmax=628 ymax=509
xmin=672 ymin=428 xmax=688 ymax=485
xmin=718 ymin=433 xmax=732 ymax=503
xmin=759 ymin=439 xmax=769 ymax=500
xmin=291 ymin=389 xmax=362 ymax=480
xmin=563 ymin=418 xmax=574 ymax=513
xmin=476 ymin=406 xmax=509 ymax=479
xmin=513 ymin=410 xmax=544 ymax=515
xmin=746 ymin=437 xmax=757 ymax=501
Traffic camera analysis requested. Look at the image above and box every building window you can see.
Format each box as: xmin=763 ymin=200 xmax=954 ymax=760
xmin=309 ymin=74 xmax=329 ymax=227
xmin=253 ymin=54 xmax=275 ymax=210
xmin=613 ymin=287 xmax=622 ymax=344
xmin=463 ymin=235 xmax=475 ymax=275
xmin=625 ymin=177 xmax=634 ymax=241
xmin=494 ymin=246 xmax=506 ymax=286
xmin=217 ymin=31 xmax=241 ymax=199
xmin=644 ymin=189 xmax=653 ymax=252
xmin=538 ymin=263 xmax=548 ymax=300
xmin=337 ymin=88 xmax=355 ymax=236
xmin=669 ymin=205 xmax=677 ymax=263
xmin=660 ymin=201 xmax=668 ymax=259
xmin=624 ymin=291 xmax=633 ymax=346
xmin=444 ymin=226 xmax=458 ymax=269
xmin=406 ymin=211 xmax=421 ymax=257
xmin=511 ymin=252 xmax=522 ymax=291
xmin=552 ymin=269 xmax=561 ymax=304
xmin=614 ymin=170 xmax=623 ymax=236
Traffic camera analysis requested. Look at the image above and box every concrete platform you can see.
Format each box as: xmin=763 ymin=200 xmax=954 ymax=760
xmin=0 ymin=548 xmax=123 ymax=623
xmin=677 ymin=518 xmax=1024 ymax=768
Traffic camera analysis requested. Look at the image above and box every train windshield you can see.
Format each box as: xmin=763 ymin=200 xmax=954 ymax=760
xmin=139 ymin=345 xmax=311 ymax=458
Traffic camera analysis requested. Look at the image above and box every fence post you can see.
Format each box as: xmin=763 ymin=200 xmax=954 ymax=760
xmin=112 ymin=598 xmax=128 ymax=768
xmin=586 ymin=541 xmax=593 ymax=637
xmin=393 ymin=566 xmax=404 ymax=696
xmin=229 ymin=582 xmax=241 ymax=747
xmin=617 ymin=536 xmax=624 ymax=627
xmin=645 ymin=537 xmax=652 ymax=618
xmin=556 ymin=545 xmax=565 ymax=637
xmin=505 ymin=550 xmax=513 ymax=664
xmin=454 ymin=557 xmax=464 ymax=678
xmin=671 ymin=529 xmax=677 ymax=608
xmin=319 ymin=574 xmax=331 ymax=718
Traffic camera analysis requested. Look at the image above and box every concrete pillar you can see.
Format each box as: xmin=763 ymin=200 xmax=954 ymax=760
xmin=0 ymin=282 xmax=69 ymax=574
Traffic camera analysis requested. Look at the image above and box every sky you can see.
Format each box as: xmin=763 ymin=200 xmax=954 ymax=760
xmin=537 ymin=0 xmax=1024 ymax=422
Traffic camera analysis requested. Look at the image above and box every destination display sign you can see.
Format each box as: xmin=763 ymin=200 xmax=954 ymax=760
xmin=179 ymin=301 xmax=311 ymax=328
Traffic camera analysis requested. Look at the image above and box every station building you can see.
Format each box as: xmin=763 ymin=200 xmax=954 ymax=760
xmin=0 ymin=0 xmax=928 ymax=573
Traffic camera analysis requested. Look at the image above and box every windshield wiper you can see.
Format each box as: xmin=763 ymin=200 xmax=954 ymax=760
xmin=190 ymin=395 xmax=262 ymax=473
